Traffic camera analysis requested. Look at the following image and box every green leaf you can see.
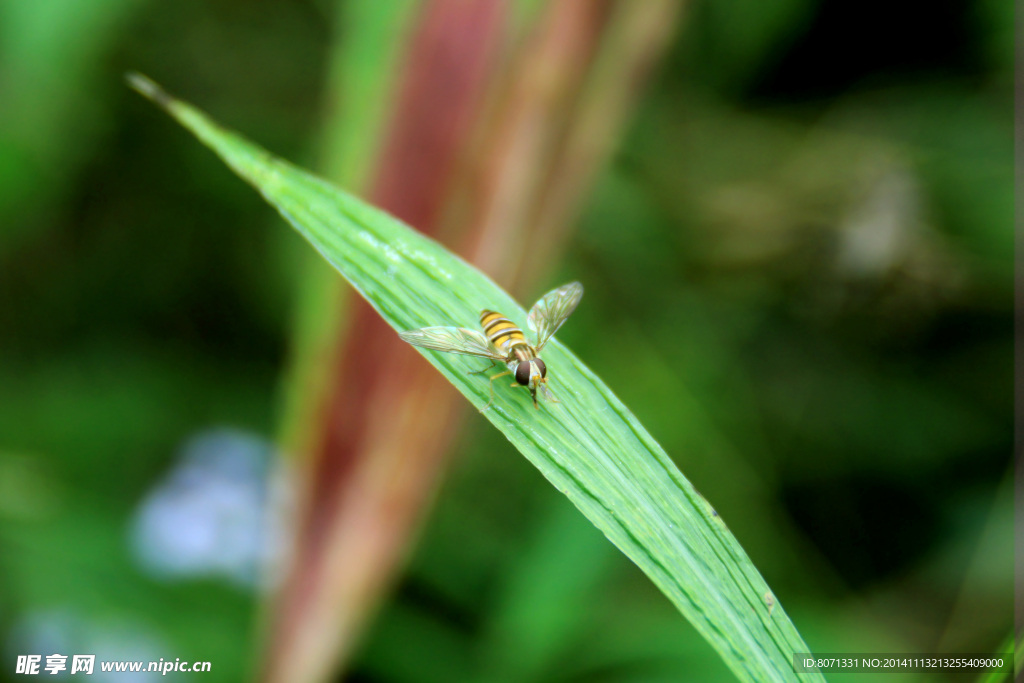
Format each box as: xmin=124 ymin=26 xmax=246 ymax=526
xmin=127 ymin=73 xmax=821 ymax=683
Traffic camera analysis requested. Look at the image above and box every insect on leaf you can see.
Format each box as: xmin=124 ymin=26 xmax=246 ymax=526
xmin=127 ymin=73 xmax=823 ymax=683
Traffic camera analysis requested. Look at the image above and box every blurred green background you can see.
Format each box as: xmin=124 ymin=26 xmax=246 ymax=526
xmin=0 ymin=0 xmax=1012 ymax=681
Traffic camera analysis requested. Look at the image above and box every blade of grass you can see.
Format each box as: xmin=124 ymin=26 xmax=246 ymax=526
xmin=128 ymin=74 xmax=823 ymax=683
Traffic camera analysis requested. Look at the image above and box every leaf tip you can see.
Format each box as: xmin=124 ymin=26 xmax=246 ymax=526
xmin=125 ymin=71 xmax=173 ymax=110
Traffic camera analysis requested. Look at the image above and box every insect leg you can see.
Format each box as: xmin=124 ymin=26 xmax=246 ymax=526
xmin=468 ymin=360 xmax=497 ymax=375
xmin=481 ymin=370 xmax=512 ymax=412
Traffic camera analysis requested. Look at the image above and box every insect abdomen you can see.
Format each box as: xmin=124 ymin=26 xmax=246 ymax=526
xmin=480 ymin=310 xmax=528 ymax=353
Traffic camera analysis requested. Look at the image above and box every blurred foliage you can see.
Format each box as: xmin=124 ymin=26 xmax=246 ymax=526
xmin=0 ymin=0 xmax=1011 ymax=682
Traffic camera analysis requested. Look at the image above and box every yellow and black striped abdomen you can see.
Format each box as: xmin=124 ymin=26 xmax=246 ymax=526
xmin=480 ymin=310 xmax=529 ymax=355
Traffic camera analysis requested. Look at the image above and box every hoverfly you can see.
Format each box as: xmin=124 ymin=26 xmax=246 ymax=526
xmin=399 ymin=282 xmax=583 ymax=409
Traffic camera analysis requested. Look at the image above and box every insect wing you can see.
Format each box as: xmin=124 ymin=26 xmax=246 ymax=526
xmin=398 ymin=327 xmax=504 ymax=360
xmin=527 ymin=281 xmax=583 ymax=351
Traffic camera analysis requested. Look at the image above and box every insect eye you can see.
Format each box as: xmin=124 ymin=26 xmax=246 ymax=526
xmin=515 ymin=361 xmax=531 ymax=386
xmin=535 ymin=359 xmax=547 ymax=378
